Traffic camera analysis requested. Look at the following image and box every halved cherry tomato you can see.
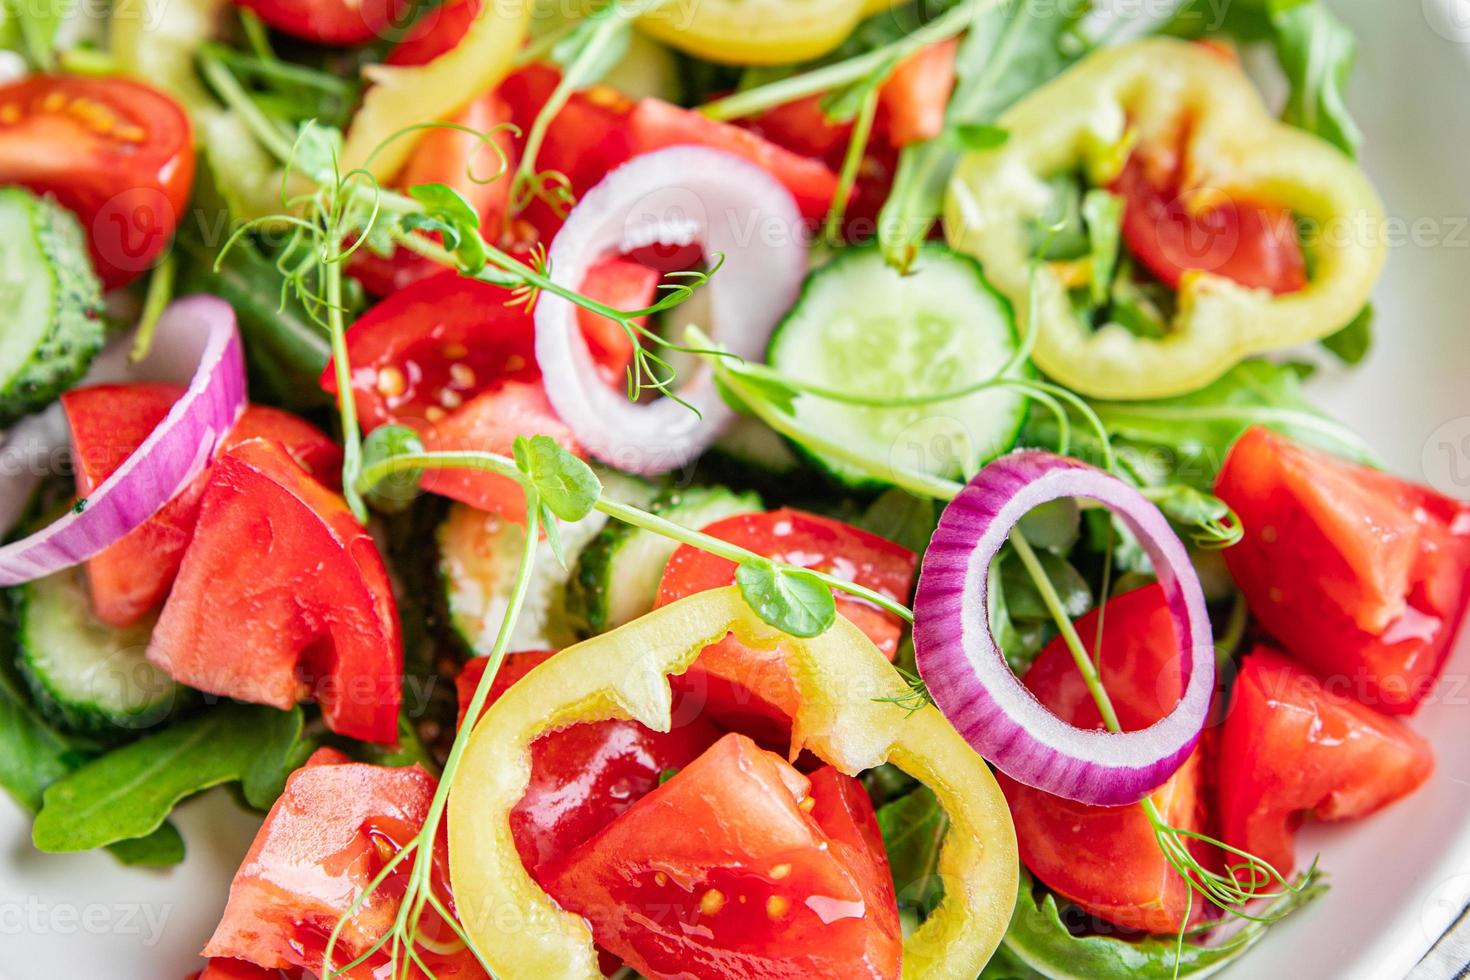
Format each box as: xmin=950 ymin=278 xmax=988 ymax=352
xmin=231 ymin=0 xmax=411 ymax=45
xmin=629 ymin=98 xmax=841 ymax=221
xmin=655 ymin=509 xmax=916 ymax=742
xmin=1217 ymin=647 xmax=1434 ymax=877
xmin=995 ymin=584 xmax=1208 ymax=935
xmin=147 ymin=440 xmax=402 ymax=743
xmin=455 ymin=652 xmax=723 ymax=875
xmin=1216 ymin=426 xmax=1470 ymax=713
xmin=203 ymin=748 xmax=482 ymax=979
xmin=385 ymin=0 xmax=482 ymax=66
xmin=63 ymin=383 xmax=341 ymax=627
xmin=878 ymin=39 xmax=958 ymax=147
xmin=1112 ymin=140 xmax=1307 ymax=294
xmin=0 ymin=74 xmax=193 ymax=287
xmin=348 ymin=90 xmax=517 ymax=298
xmin=541 ymin=732 xmax=902 ymax=980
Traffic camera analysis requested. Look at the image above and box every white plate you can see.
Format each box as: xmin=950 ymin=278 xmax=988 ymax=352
xmin=3 ymin=2 xmax=1469 ymax=977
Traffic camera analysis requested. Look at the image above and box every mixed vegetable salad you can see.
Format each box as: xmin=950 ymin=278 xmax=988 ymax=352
xmin=0 ymin=0 xmax=1461 ymax=977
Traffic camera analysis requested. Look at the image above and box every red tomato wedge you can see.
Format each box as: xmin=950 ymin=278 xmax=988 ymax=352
xmin=541 ymin=732 xmax=902 ymax=980
xmin=628 ymin=98 xmax=841 ymax=222
xmin=63 ymin=383 xmax=340 ymax=627
xmin=147 ymin=440 xmax=402 ymax=743
xmin=1216 ymin=647 xmax=1434 ymax=878
xmin=349 ymin=91 xmax=517 ymax=297
xmin=577 ymin=256 xmax=661 ymax=381
xmin=384 ymin=0 xmax=481 ymax=66
xmin=1111 ymin=142 xmax=1306 ymax=295
xmin=878 ymin=39 xmax=958 ymax=147
xmin=456 ymin=652 xmax=723 ymax=875
xmin=1216 ymin=426 xmax=1470 ymax=713
xmin=230 ymin=0 xmax=410 ymax=45
xmin=203 ymin=749 xmax=483 ymax=980
xmin=996 ymin=584 xmax=1208 ymax=935
xmin=195 ymin=960 xmax=299 ymax=980
xmin=0 ymin=74 xmax=193 ymax=287
xmin=654 ymin=509 xmax=916 ymax=742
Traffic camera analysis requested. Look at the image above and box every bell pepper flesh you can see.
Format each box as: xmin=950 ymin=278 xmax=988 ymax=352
xmin=945 ymin=37 xmax=1387 ymax=400
xmin=447 ymin=587 xmax=1018 ymax=979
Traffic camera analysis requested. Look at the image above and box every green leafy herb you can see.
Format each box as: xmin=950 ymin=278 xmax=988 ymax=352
xmin=1081 ymin=189 xmax=1124 ymax=306
xmin=33 ymin=703 xmax=303 ymax=853
xmin=1268 ymin=0 xmax=1362 ymax=157
xmin=360 ymin=425 xmax=426 ymax=514
xmin=734 ymin=561 xmax=837 ymax=638
xmin=513 ymin=435 xmax=602 ymax=522
xmin=1016 ymin=498 xmax=1080 ymax=555
xmin=984 ymin=870 xmax=1327 ymax=979
xmin=1145 ymin=484 xmax=1243 ymax=549
xmin=857 ymin=489 xmax=939 ymax=555
xmin=948 ymin=123 xmax=1010 ymax=150
xmin=1000 ymin=548 xmax=1092 ymax=622
xmin=1320 ymin=303 xmax=1373 ymax=365
xmin=240 ymin=705 xmax=314 ymax=809
xmin=878 ymin=0 xmax=1086 ymax=268
xmin=875 ymin=786 xmax=949 ymax=917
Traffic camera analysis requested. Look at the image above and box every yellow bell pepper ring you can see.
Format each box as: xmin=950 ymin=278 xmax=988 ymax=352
xmin=342 ymin=0 xmax=532 ymax=180
xmin=637 ymin=0 xmax=888 ymax=66
xmin=448 ymin=586 xmax=1018 ymax=979
xmin=944 ymin=37 xmax=1388 ymax=400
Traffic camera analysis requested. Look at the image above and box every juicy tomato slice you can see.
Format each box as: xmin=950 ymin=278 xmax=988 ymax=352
xmin=348 ymin=91 xmax=517 ymax=298
xmin=541 ymin=732 xmax=902 ymax=980
xmin=456 ymin=652 xmax=724 ymax=875
xmin=500 ymin=65 xmax=635 ymax=243
xmin=62 ymin=383 xmax=340 ymax=627
xmin=578 ymin=256 xmax=661 ymax=382
xmin=877 ymin=39 xmax=958 ymax=148
xmin=1216 ymin=426 xmax=1470 ymax=713
xmin=655 ymin=509 xmax=916 ymax=741
xmin=230 ymin=0 xmax=411 ymax=45
xmin=0 ymin=74 xmax=194 ymax=288
xmin=996 ymin=584 xmax=1208 ymax=935
xmin=203 ymin=749 xmax=482 ymax=980
xmin=1217 ymin=647 xmax=1434 ymax=877
xmin=628 ymin=98 xmax=841 ymax=222
xmin=148 ymin=440 xmax=402 ymax=743
xmin=385 ymin=0 xmax=481 ymax=66
xmin=195 ymin=960 xmax=300 ymax=980
xmin=1111 ymin=141 xmax=1307 ymax=295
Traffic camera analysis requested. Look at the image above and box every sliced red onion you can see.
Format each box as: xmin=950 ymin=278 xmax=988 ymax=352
xmin=913 ymin=451 xmax=1214 ymax=806
xmin=535 ymin=146 xmax=806 ymax=475
xmin=0 ymin=296 xmax=246 ymax=584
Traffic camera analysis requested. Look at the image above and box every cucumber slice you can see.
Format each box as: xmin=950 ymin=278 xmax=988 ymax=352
xmin=570 ymin=484 xmax=762 ymax=636
xmin=0 ymin=188 xmax=104 ymax=426
xmin=12 ymin=569 xmax=181 ymax=734
xmin=438 ymin=473 xmax=656 ymax=653
xmin=767 ymin=244 xmax=1030 ymax=489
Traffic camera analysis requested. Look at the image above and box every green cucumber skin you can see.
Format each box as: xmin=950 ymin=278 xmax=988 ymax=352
xmin=0 ymin=190 xmax=104 ymax=426
xmin=570 ymin=485 xmax=762 ymax=637
xmin=767 ymin=243 xmax=1032 ymax=492
xmin=10 ymin=575 xmax=182 ymax=737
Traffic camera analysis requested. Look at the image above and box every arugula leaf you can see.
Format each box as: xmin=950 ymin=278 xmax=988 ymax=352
xmin=987 ymin=869 xmax=1326 ymax=979
xmin=1320 ymin=303 xmax=1373 ymax=365
xmin=999 ymin=549 xmax=1092 ymax=623
xmin=1081 ymin=189 xmax=1124 ymax=306
xmin=735 ymin=561 xmax=836 ymax=638
xmin=987 ymin=555 xmax=1049 ymax=672
xmin=1 ymin=653 xmax=185 ymax=866
xmin=33 ymin=703 xmax=302 ymax=853
xmin=1089 ymin=360 xmax=1379 ymax=489
xmin=1017 ymin=498 xmax=1081 ymax=554
xmin=857 ymin=489 xmax=938 ymax=555
xmin=878 ymin=0 xmax=1085 ymax=268
xmin=875 ymin=786 xmax=949 ymax=916
xmin=1268 ymin=0 xmax=1362 ymax=158
xmin=240 ymin=705 xmax=314 ymax=809
xmin=358 ymin=713 xmax=437 ymax=772
xmin=513 ymin=435 xmax=602 ymax=522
